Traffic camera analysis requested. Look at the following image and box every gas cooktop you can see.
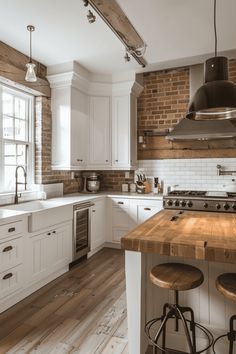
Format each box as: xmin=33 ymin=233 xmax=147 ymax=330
xmin=164 ymin=190 xmax=236 ymax=213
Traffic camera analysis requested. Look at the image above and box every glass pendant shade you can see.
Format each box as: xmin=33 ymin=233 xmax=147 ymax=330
xmin=25 ymin=62 xmax=37 ymax=82
xmin=187 ymin=57 xmax=236 ymax=121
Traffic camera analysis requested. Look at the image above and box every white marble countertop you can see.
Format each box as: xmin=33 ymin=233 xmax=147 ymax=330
xmin=0 ymin=209 xmax=29 ymax=224
xmin=54 ymin=191 xmax=164 ymax=203
xmin=0 ymin=191 xmax=163 ymax=221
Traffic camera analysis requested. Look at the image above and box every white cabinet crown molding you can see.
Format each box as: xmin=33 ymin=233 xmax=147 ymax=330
xmin=47 ymin=71 xmax=143 ymax=97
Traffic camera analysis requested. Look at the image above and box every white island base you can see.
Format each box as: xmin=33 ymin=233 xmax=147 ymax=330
xmin=125 ymin=251 xmax=236 ymax=354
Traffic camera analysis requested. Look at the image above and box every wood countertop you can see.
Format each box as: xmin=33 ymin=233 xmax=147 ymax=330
xmin=121 ymin=209 xmax=236 ymax=264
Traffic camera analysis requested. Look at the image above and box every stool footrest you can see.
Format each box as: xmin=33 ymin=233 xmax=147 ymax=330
xmin=145 ymin=303 xmax=213 ymax=354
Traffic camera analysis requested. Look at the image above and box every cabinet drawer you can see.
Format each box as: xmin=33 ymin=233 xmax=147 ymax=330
xmin=112 ymin=198 xmax=130 ymax=209
xmin=137 ymin=205 xmax=162 ymax=224
xmin=0 ymin=237 xmax=23 ymax=272
xmin=0 ymin=264 xmax=23 ymax=300
xmin=0 ymin=220 xmax=24 ymax=240
xmin=112 ymin=228 xmax=129 ymax=243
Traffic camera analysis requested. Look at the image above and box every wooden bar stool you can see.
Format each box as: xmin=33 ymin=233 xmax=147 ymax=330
xmin=145 ymin=263 xmax=213 ymax=354
xmin=213 ymin=273 xmax=236 ymax=354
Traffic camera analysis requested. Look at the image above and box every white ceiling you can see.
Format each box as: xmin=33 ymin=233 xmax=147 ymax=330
xmin=0 ymin=0 xmax=236 ymax=74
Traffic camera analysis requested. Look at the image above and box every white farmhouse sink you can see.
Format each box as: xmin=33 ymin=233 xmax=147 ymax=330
xmin=5 ymin=200 xmax=73 ymax=232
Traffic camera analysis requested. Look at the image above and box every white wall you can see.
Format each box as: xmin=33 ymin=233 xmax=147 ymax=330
xmin=139 ymin=158 xmax=236 ymax=192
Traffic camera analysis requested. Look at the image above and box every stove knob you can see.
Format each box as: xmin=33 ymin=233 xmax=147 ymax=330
xmin=187 ymin=201 xmax=193 ymax=208
xmin=223 ymin=203 xmax=230 ymax=211
xmin=166 ymin=200 xmax=173 ymax=206
xmin=174 ymin=200 xmax=179 ymax=207
xmin=180 ymin=200 xmax=186 ymax=207
xmin=232 ymin=203 xmax=236 ymax=210
xmin=216 ymin=203 xmax=221 ymax=210
xmin=203 ymin=203 xmax=208 ymax=209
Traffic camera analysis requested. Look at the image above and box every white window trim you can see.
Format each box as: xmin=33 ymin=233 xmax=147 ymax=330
xmin=0 ymin=84 xmax=35 ymax=193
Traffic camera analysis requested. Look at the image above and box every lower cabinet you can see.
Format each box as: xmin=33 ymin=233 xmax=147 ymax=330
xmin=28 ymin=222 xmax=72 ymax=285
xmin=110 ymin=197 xmax=163 ymax=243
xmin=91 ymin=198 xmax=106 ymax=251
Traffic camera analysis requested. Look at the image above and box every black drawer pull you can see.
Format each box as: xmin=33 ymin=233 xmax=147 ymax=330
xmin=144 ymin=207 xmax=151 ymax=211
xmin=118 ymin=201 xmax=124 ymax=205
xmin=8 ymin=227 xmax=15 ymax=233
xmin=52 ymin=231 xmax=56 ymax=234
xmin=3 ymin=246 xmax=13 ymax=253
xmin=3 ymin=273 xmax=13 ymax=280
xmin=47 ymin=232 xmax=51 ymax=236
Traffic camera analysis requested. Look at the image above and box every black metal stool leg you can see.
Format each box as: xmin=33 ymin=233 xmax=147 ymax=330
xmin=181 ymin=306 xmax=197 ymax=352
xmin=176 ymin=306 xmax=195 ymax=354
xmin=153 ymin=306 xmax=175 ymax=353
xmin=161 ymin=303 xmax=169 ymax=353
xmin=174 ymin=290 xmax=179 ymax=331
xmin=228 ymin=315 xmax=236 ymax=354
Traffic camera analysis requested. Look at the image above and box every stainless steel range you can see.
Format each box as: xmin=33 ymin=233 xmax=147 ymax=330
xmin=163 ymin=190 xmax=236 ymax=213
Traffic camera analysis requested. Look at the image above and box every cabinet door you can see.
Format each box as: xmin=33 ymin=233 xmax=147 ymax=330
xmin=28 ymin=232 xmax=48 ymax=285
xmin=71 ymin=87 xmax=88 ymax=168
xmin=112 ymin=228 xmax=129 ymax=243
xmin=137 ymin=201 xmax=163 ymax=224
xmin=112 ymin=96 xmax=130 ymax=167
xmin=89 ymin=96 xmax=111 ymax=166
xmin=49 ymin=223 xmax=72 ymax=273
xmin=91 ymin=199 xmax=106 ymax=251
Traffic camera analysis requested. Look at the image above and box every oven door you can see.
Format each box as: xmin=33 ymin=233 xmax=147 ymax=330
xmin=73 ymin=204 xmax=92 ymax=260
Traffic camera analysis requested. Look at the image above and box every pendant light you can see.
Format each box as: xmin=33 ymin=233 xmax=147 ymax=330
xmin=25 ymin=25 xmax=37 ymax=82
xmin=186 ymin=0 xmax=236 ymax=120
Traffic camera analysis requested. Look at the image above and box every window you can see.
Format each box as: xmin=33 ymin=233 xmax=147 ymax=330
xmin=0 ymin=85 xmax=34 ymax=192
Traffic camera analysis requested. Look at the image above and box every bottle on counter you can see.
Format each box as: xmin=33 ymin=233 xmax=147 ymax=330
xmin=153 ymin=177 xmax=159 ymax=194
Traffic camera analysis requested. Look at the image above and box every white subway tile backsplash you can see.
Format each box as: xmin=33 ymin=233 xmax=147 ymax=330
xmin=138 ymin=158 xmax=236 ymax=193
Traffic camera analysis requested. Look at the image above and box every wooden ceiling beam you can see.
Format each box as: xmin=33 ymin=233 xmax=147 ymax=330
xmin=84 ymin=0 xmax=147 ymax=67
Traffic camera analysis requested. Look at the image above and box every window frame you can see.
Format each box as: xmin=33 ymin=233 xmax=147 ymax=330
xmin=0 ymin=84 xmax=34 ymax=193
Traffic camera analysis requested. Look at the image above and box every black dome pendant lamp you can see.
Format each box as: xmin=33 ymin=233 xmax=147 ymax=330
xmin=186 ymin=0 xmax=236 ymax=120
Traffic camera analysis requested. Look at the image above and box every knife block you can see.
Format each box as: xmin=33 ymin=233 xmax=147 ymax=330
xmin=136 ymin=180 xmax=151 ymax=194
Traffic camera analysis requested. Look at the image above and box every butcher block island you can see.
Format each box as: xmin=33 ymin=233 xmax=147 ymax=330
xmin=121 ymin=210 xmax=236 ymax=354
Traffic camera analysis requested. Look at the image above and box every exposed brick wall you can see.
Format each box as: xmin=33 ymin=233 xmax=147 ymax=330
xmin=99 ymin=171 xmax=134 ymax=192
xmin=138 ymin=67 xmax=189 ymax=134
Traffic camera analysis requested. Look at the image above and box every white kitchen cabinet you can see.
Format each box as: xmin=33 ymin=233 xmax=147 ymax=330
xmin=88 ymin=96 xmax=111 ymax=168
xmin=51 ymin=85 xmax=88 ymax=170
xmin=48 ymin=68 xmax=143 ymax=171
xmin=28 ymin=222 xmax=72 ymax=285
xmin=112 ymin=94 xmax=137 ymax=169
xmin=110 ymin=197 xmax=135 ymax=244
xmin=0 ymin=216 xmax=27 ymax=306
xmin=109 ymin=197 xmax=163 ymax=243
xmin=91 ymin=198 xmax=106 ymax=251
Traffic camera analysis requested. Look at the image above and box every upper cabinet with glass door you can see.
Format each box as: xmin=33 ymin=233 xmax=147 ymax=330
xmin=0 ymin=86 xmax=34 ymax=192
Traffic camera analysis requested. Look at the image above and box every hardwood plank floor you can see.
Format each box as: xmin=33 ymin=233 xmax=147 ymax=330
xmin=0 ymin=248 xmax=127 ymax=354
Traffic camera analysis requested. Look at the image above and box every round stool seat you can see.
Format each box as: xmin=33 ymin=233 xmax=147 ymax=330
xmin=150 ymin=263 xmax=204 ymax=291
xmin=216 ymin=273 xmax=236 ymax=302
